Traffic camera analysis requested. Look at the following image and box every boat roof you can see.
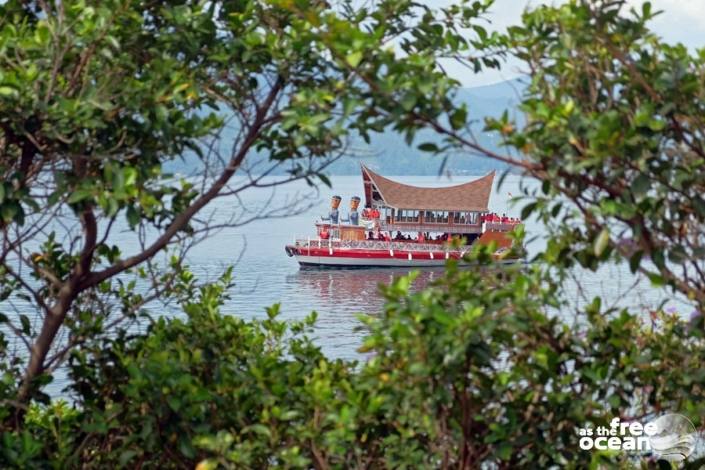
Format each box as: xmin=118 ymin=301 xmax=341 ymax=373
xmin=361 ymin=165 xmax=495 ymax=212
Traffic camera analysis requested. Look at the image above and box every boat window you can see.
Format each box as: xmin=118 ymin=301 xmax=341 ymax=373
xmin=454 ymin=212 xmax=478 ymax=224
xmin=425 ymin=211 xmax=449 ymax=223
xmin=395 ymin=209 xmax=419 ymax=223
xmin=386 ymin=207 xmax=393 ymax=223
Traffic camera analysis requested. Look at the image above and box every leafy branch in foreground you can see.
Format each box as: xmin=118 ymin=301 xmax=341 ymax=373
xmin=0 ymin=0 xmax=497 ymax=409
xmin=485 ymin=1 xmax=705 ymax=308
xmin=2 ymin=247 xmax=704 ymax=468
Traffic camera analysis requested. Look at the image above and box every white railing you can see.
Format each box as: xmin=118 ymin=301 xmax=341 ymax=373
xmin=482 ymin=222 xmax=521 ymax=232
xmin=379 ymin=222 xmax=483 ymax=234
xmin=293 ymin=238 xmax=466 ymax=253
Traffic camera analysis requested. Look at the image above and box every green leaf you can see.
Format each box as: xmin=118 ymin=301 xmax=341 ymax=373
xmin=247 ymin=424 xmax=272 ymax=438
xmin=642 ymin=1 xmax=652 ymax=18
xmin=631 ymin=173 xmax=650 ymax=197
xmin=346 ymin=51 xmax=363 ymax=68
xmin=593 ymin=228 xmax=610 ymax=257
xmin=418 ymin=142 xmax=439 ymax=152
xmin=118 ymin=450 xmax=138 ymax=467
xmin=520 ymin=202 xmax=537 ymax=221
xmin=317 ymin=173 xmax=332 ymax=188
xmin=648 ymin=118 xmax=665 ymax=131
xmin=126 ymin=205 xmax=140 ymax=228
xmin=497 ymin=443 xmax=513 ymax=460
xmin=647 ymin=272 xmax=666 ymax=287
xmin=400 ymin=94 xmax=416 ymax=111
xmin=124 ymin=167 xmax=137 ymax=187
xmin=0 ymin=86 xmax=18 ymax=97
xmin=629 ymin=251 xmax=643 ymax=273
xmin=68 ymin=190 xmax=92 ymax=204
xmin=1 ymin=203 xmax=18 ymax=223
xmin=450 ymin=107 xmax=467 ymax=131
xmin=20 ymin=314 xmax=31 ymax=335
xmin=693 ymin=198 xmax=705 ymax=218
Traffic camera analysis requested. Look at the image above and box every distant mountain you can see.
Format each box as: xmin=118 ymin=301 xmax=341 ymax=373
xmin=326 ymin=78 xmax=526 ymax=176
xmin=167 ymin=78 xmax=526 ymax=177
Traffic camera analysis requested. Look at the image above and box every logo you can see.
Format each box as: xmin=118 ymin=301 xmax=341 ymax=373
xmin=578 ymin=414 xmax=698 ymax=462
xmin=648 ymin=414 xmax=697 ymax=462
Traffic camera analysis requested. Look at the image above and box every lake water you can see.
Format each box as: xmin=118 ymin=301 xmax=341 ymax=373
xmin=5 ymin=173 xmax=691 ymax=396
xmin=179 ymin=174 xmax=689 ymax=360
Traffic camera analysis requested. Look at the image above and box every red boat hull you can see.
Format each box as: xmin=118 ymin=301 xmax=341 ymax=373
xmin=285 ymin=245 xmax=515 ymax=268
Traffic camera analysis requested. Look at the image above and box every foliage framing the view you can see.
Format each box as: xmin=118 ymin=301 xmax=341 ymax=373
xmin=3 ymin=250 xmax=705 ymax=468
xmin=487 ymin=1 xmax=705 ymax=309
xmin=2 ymin=0 xmax=705 ymax=468
xmin=0 ymin=0 xmax=495 ymax=407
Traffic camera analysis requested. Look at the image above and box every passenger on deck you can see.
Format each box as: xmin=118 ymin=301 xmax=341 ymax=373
xmin=368 ymin=231 xmax=374 ymax=240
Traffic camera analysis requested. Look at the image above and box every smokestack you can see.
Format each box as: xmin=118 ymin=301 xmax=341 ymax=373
xmin=349 ymin=196 xmax=361 ymax=225
xmin=329 ymin=195 xmax=341 ymax=224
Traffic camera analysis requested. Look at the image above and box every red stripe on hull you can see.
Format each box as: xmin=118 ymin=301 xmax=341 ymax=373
xmin=289 ymin=246 xmax=461 ymax=260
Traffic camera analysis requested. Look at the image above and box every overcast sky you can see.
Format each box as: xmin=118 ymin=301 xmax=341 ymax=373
xmin=453 ymin=0 xmax=705 ymax=87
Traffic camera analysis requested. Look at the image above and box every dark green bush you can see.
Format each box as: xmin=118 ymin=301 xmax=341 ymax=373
xmin=3 ymin=249 xmax=704 ymax=468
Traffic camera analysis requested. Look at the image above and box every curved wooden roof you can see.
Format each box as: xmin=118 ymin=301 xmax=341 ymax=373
xmin=362 ymin=165 xmax=494 ymax=212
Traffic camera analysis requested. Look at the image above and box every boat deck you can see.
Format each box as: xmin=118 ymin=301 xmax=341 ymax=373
xmin=292 ymin=238 xmax=470 ymax=254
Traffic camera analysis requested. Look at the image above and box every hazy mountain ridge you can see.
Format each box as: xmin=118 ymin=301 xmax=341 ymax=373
xmin=168 ymin=79 xmax=525 ymax=177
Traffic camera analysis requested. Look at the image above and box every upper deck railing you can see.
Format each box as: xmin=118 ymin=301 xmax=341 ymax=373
xmin=312 ymin=218 xmax=521 ymax=241
xmin=293 ymin=238 xmax=470 ymax=254
xmin=483 ymin=222 xmax=520 ymax=232
xmin=379 ymin=221 xmax=482 ymax=234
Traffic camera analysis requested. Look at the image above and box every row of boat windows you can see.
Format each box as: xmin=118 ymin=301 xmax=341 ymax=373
xmin=392 ymin=210 xmax=479 ymax=224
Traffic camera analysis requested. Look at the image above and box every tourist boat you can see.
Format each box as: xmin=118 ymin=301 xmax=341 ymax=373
xmin=284 ymin=165 xmax=523 ymax=268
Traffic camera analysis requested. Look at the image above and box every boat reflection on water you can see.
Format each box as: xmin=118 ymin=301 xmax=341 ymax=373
xmin=286 ymin=268 xmax=443 ymax=315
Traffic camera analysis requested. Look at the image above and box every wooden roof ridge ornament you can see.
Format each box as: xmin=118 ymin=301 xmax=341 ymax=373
xmin=360 ymin=164 xmax=495 ymax=212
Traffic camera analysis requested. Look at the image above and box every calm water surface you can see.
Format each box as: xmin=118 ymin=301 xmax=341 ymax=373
xmin=13 ymin=174 xmax=689 ymax=396
xmin=179 ymin=174 xmax=689 ymax=360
